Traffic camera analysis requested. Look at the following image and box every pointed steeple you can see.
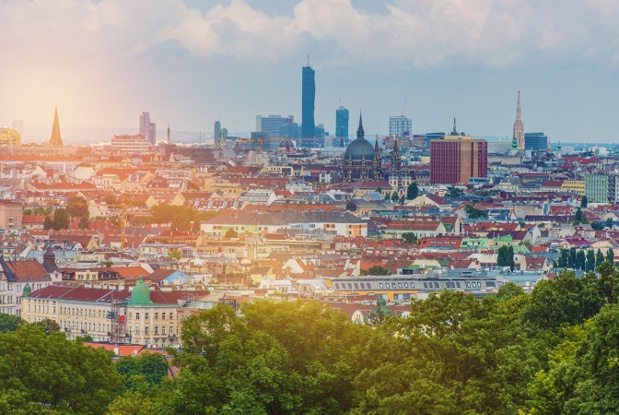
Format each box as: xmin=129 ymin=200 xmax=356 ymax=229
xmin=49 ymin=106 xmax=63 ymax=146
xmin=374 ymin=136 xmax=379 ymax=152
xmin=357 ymin=113 xmax=364 ymax=139
xmin=513 ymin=91 xmax=524 ymax=150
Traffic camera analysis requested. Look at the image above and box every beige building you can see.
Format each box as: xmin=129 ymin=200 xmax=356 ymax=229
xmin=0 ymin=200 xmax=22 ymax=230
xmin=562 ymin=180 xmax=585 ymax=195
xmin=23 ymin=279 xmax=209 ymax=347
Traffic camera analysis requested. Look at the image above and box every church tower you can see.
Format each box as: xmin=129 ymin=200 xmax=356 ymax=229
xmin=49 ymin=106 xmax=63 ymax=146
xmin=513 ymin=91 xmax=524 ymax=151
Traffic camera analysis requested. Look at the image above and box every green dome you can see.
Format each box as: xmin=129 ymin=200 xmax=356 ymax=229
xmin=128 ymin=277 xmax=153 ymax=306
xmin=22 ymin=283 xmax=31 ymax=297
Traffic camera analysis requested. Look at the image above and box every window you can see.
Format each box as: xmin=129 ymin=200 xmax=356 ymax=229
xmin=391 ymin=283 xmax=396 ymax=289
xmin=135 ymin=313 xmax=140 ymax=320
xmin=379 ymin=283 xmax=384 ymax=289
xmin=155 ymin=326 xmax=159 ymax=335
xmin=354 ymin=283 xmax=358 ymax=289
xmin=145 ymin=327 xmax=149 ymax=335
xmin=162 ymin=313 xmax=166 ymax=320
xmin=398 ymin=283 xmax=402 ymax=288
xmin=162 ymin=326 xmax=166 ymax=335
xmin=169 ymin=313 xmax=173 ymax=320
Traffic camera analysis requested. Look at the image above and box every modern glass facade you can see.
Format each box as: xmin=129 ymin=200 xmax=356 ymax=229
xmin=389 ymin=115 xmax=412 ymax=137
xmin=524 ymin=132 xmax=548 ymax=151
xmin=335 ymin=106 xmax=349 ymax=145
xmin=301 ymin=65 xmax=316 ymax=147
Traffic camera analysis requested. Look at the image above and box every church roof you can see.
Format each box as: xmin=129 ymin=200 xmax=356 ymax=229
xmin=49 ymin=106 xmax=63 ymax=146
xmin=344 ymin=114 xmax=375 ymax=161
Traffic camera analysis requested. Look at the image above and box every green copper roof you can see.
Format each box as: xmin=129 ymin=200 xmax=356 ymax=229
xmin=128 ymin=277 xmax=154 ymax=306
xmin=22 ymin=283 xmax=31 ymax=297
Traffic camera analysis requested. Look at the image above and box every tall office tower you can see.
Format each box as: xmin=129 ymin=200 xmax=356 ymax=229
xmin=139 ymin=112 xmax=156 ymax=145
xmin=389 ymin=115 xmax=412 ymax=137
xmin=335 ymin=106 xmax=349 ymax=146
xmin=430 ymin=133 xmax=488 ymax=184
xmin=513 ymin=91 xmax=524 ymax=150
xmin=301 ymin=62 xmax=316 ymax=147
xmin=256 ymin=115 xmax=294 ymax=138
xmin=49 ymin=106 xmax=63 ymax=146
xmin=524 ymin=132 xmax=548 ymax=151
xmin=11 ymin=120 xmax=23 ymax=137
xmin=214 ymin=121 xmax=221 ymax=142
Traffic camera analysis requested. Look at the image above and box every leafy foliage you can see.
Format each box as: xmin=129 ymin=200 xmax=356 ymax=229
xmin=465 ymin=204 xmax=488 ymax=219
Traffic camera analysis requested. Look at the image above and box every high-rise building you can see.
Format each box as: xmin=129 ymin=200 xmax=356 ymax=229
xmin=335 ymin=106 xmax=349 ymax=146
xmin=0 ymin=128 xmax=21 ymax=146
xmin=49 ymin=106 xmax=63 ymax=147
xmin=430 ymin=133 xmax=487 ymax=184
xmin=389 ymin=115 xmax=412 ymax=138
xmin=513 ymin=91 xmax=524 ymax=150
xmin=524 ymin=132 xmax=548 ymax=151
xmin=214 ymin=121 xmax=221 ymax=143
xmin=585 ymin=174 xmax=610 ymax=204
xmin=301 ymin=64 xmax=316 ymax=147
xmin=255 ymin=115 xmax=294 ymax=138
xmin=11 ymin=120 xmax=23 ymax=137
xmin=139 ymin=112 xmax=156 ymax=145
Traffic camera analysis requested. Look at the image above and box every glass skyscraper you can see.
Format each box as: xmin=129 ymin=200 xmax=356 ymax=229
xmin=301 ymin=65 xmax=316 ymax=147
xmin=336 ymin=106 xmax=349 ymax=146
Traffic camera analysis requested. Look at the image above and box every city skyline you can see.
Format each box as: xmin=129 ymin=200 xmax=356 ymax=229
xmin=1 ymin=0 xmax=619 ymax=143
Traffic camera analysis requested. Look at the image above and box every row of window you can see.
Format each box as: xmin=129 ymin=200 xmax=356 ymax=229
xmin=134 ymin=312 xmax=173 ymax=320
xmin=334 ymin=280 xmax=496 ymax=291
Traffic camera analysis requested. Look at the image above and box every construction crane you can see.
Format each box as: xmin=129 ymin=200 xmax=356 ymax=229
xmin=120 ymin=203 xmax=127 ymax=255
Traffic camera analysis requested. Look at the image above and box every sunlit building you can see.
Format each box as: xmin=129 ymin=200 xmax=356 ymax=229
xmin=0 ymin=127 xmax=21 ymax=146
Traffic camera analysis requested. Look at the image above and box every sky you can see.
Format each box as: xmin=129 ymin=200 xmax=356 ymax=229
xmin=1 ymin=0 xmax=619 ymax=144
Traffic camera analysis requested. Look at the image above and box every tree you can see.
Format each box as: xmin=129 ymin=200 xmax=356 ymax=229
xmin=586 ymin=249 xmax=596 ymax=272
xmin=406 ymin=181 xmax=419 ymax=200
xmin=569 ymin=247 xmax=577 ymax=269
xmin=225 ymin=228 xmax=238 ymax=238
xmin=345 ymin=200 xmax=358 ymax=211
xmin=168 ymin=249 xmax=182 ymax=261
xmin=607 ymin=217 xmax=614 ymax=229
xmin=576 ymin=249 xmax=587 ymax=271
xmin=116 ymin=352 xmax=169 ymax=390
xmin=591 ymin=221 xmax=605 ymax=231
xmin=596 ymin=248 xmax=605 ymax=268
xmin=391 ymin=191 xmax=399 ymax=202
xmin=608 ymin=248 xmax=615 ymax=266
xmin=78 ymin=215 xmax=89 ymax=229
xmin=67 ymin=195 xmax=89 ymax=218
xmin=402 ymin=232 xmax=417 ymax=244
xmin=51 ymin=208 xmax=70 ymax=230
xmin=497 ymin=245 xmax=515 ymax=270
xmin=574 ymin=207 xmax=584 ymax=224
xmin=0 ymin=325 xmax=123 ymax=414
xmin=465 ymin=204 xmax=488 ymax=219
xmin=33 ymin=318 xmax=61 ymax=335
xmin=445 ymin=186 xmax=464 ymax=198
xmin=581 ymin=195 xmax=588 ymax=207
xmin=361 ymin=265 xmax=391 ymax=276
xmin=43 ymin=216 xmax=53 ymax=230
xmin=0 ymin=313 xmax=24 ymax=332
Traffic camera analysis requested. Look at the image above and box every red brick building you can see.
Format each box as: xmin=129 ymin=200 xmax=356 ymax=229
xmin=430 ymin=135 xmax=487 ymax=184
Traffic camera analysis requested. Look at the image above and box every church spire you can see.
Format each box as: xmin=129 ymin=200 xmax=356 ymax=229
xmin=357 ymin=113 xmax=364 ymax=139
xmin=513 ymin=91 xmax=524 ymax=150
xmin=49 ymin=106 xmax=63 ymax=146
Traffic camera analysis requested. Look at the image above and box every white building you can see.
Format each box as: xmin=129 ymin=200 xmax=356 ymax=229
xmin=389 ymin=115 xmax=412 ymax=138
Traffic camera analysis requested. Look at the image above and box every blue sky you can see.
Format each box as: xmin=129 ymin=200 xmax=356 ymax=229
xmin=1 ymin=0 xmax=618 ymax=144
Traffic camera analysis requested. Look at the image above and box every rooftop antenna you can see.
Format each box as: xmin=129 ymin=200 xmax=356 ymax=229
xmin=167 ymin=124 xmax=171 ymax=144
xmin=452 ymin=118 xmax=457 ymax=135
xmin=307 ymin=54 xmax=310 ymax=66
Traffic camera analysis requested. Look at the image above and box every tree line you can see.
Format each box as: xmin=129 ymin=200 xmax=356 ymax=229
xmin=5 ymin=262 xmax=619 ymax=413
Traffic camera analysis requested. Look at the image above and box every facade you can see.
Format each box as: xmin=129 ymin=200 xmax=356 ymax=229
xmin=0 ymin=257 xmax=58 ymax=316
xmin=0 ymin=128 xmax=21 ymax=146
xmin=562 ymin=180 xmax=585 ymax=195
xmin=524 ymin=132 xmax=548 ymax=151
xmin=214 ymin=121 xmax=221 ymax=143
xmin=0 ymin=200 xmax=22 ymax=230
xmin=341 ymin=115 xmax=382 ymax=182
xmin=609 ymin=175 xmax=619 ymax=204
xmin=256 ymin=115 xmax=294 ymax=139
xmin=49 ymin=106 xmax=63 ymax=146
xmin=513 ymin=91 xmax=524 ymax=150
xmin=111 ymin=134 xmax=150 ymax=153
xmin=22 ymin=278 xmax=194 ymax=347
xmin=585 ymin=174 xmax=609 ymax=204
xmin=336 ymin=106 xmax=349 ymax=146
xmin=139 ymin=112 xmax=156 ymax=145
xmin=430 ymin=134 xmax=488 ymax=184
xmin=389 ymin=115 xmax=412 ymax=138
xmin=301 ymin=65 xmax=316 ymax=147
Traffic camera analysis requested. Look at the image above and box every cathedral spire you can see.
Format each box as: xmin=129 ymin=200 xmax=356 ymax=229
xmin=49 ymin=106 xmax=63 ymax=146
xmin=357 ymin=113 xmax=364 ymax=139
xmin=513 ymin=91 xmax=524 ymax=150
